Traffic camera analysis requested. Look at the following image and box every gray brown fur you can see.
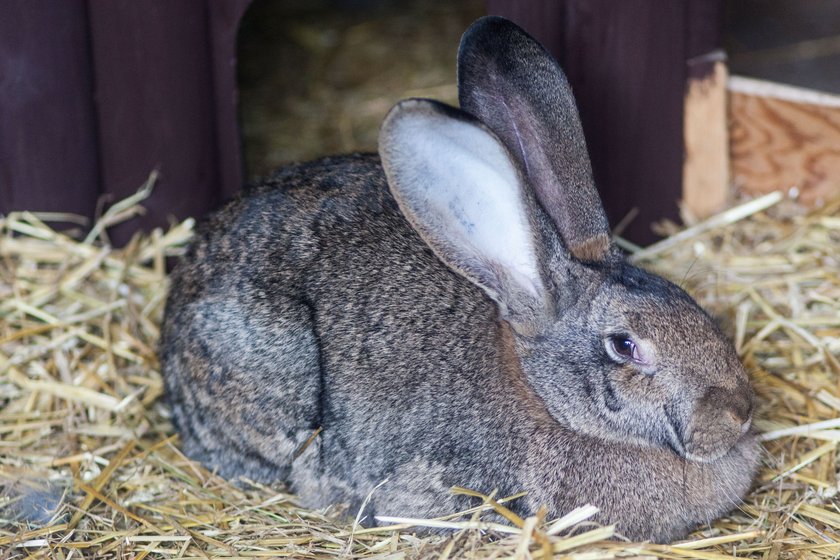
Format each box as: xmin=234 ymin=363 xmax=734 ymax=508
xmin=161 ymin=17 xmax=758 ymax=542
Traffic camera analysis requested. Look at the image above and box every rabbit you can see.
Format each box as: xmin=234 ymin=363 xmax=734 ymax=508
xmin=160 ymin=16 xmax=759 ymax=543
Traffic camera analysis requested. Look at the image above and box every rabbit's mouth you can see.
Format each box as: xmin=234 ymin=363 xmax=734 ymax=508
xmin=660 ymin=381 xmax=755 ymax=462
xmin=662 ymin=404 xmax=752 ymax=463
xmin=684 ymin=419 xmax=753 ymax=463
xmin=662 ymin=405 xmax=689 ymax=458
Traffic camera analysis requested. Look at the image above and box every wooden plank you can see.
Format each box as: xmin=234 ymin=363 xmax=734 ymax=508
xmin=729 ymin=76 xmax=840 ymax=206
xmin=682 ymin=53 xmax=729 ymax=221
xmin=0 ymin=0 xmax=101 ymax=222
xmin=683 ymin=0 xmax=727 ymax=220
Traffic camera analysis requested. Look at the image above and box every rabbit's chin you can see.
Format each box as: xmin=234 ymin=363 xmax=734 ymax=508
xmin=680 ymin=430 xmax=756 ymax=464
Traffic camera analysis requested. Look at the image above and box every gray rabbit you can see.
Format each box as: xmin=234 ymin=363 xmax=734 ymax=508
xmin=161 ymin=17 xmax=759 ymax=542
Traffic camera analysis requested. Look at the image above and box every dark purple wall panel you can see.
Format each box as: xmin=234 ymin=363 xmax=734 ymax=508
xmin=0 ymin=0 xmax=100 ymax=220
xmin=486 ymin=0 xmax=565 ymax=62
xmin=1 ymin=1 xmax=721 ymax=246
xmin=87 ymin=0 xmax=222 ymax=242
xmin=687 ymin=0 xmax=724 ymax=60
xmin=563 ymin=0 xmax=689 ymax=244
xmin=209 ymin=0 xmax=253 ymax=201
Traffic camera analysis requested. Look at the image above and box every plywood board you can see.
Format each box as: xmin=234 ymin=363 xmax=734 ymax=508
xmin=729 ymin=76 xmax=840 ymax=206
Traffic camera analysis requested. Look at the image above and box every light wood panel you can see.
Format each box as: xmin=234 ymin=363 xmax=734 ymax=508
xmin=729 ymin=76 xmax=840 ymax=206
xmin=682 ymin=56 xmax=729 ymax=221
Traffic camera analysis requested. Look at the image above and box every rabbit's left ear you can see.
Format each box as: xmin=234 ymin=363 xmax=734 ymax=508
xmin=379 ymin=99 xmax=553 ymax=331
xmin=458 ymin=16 xmax=612 ymax=263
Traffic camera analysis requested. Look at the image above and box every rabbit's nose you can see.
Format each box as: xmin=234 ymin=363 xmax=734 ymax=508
xmin=707 ymin=380 xmax=753 ymax=423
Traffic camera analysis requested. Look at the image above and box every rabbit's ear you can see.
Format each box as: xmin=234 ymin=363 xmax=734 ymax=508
xmin=380 ymin=99 xmax=552 ymax=331
xmin=458 ymin=16 xmax=612 ymax=263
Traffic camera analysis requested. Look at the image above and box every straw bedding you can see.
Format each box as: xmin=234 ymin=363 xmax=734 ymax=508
xmin=1 ymin=184 xmax=839 ymax=559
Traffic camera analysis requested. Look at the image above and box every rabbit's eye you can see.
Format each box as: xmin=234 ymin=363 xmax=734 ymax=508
xmin=608 ymin=335 xmax=641 ymax=362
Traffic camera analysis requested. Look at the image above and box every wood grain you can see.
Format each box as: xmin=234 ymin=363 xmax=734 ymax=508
xmin=729 ymin=76 xmax=840 ymax=206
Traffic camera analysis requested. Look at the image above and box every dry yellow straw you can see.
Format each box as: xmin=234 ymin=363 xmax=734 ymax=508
xmin=2 ymin=184 xmax=840 ymax=558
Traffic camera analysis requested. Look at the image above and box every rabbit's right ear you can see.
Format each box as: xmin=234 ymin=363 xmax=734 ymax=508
xmin=380 ymin=99 xmax=553 ymax=332
xmin=458 ymin=16 xmax=612 ymax=263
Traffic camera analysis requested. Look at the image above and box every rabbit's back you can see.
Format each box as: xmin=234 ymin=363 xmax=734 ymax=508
xmin=161 ymin=153 xmax=516 ymax=509
xmin=163 ymin=154 xmax=387 ymax=481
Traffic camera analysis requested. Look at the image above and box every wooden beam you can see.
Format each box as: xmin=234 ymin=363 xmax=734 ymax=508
xmin=681 ymin=52 xmax=729 ymax=221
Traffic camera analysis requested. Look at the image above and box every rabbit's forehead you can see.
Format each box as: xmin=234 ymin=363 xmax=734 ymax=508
xmin=612 ymin=296 xmax=714 ymax=341
xmin=595 ymin=271 xmax=721 ymax=340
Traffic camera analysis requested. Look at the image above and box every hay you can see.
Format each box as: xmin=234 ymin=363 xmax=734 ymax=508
xmin=1 ymin=184 xmax=839 ymax=559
